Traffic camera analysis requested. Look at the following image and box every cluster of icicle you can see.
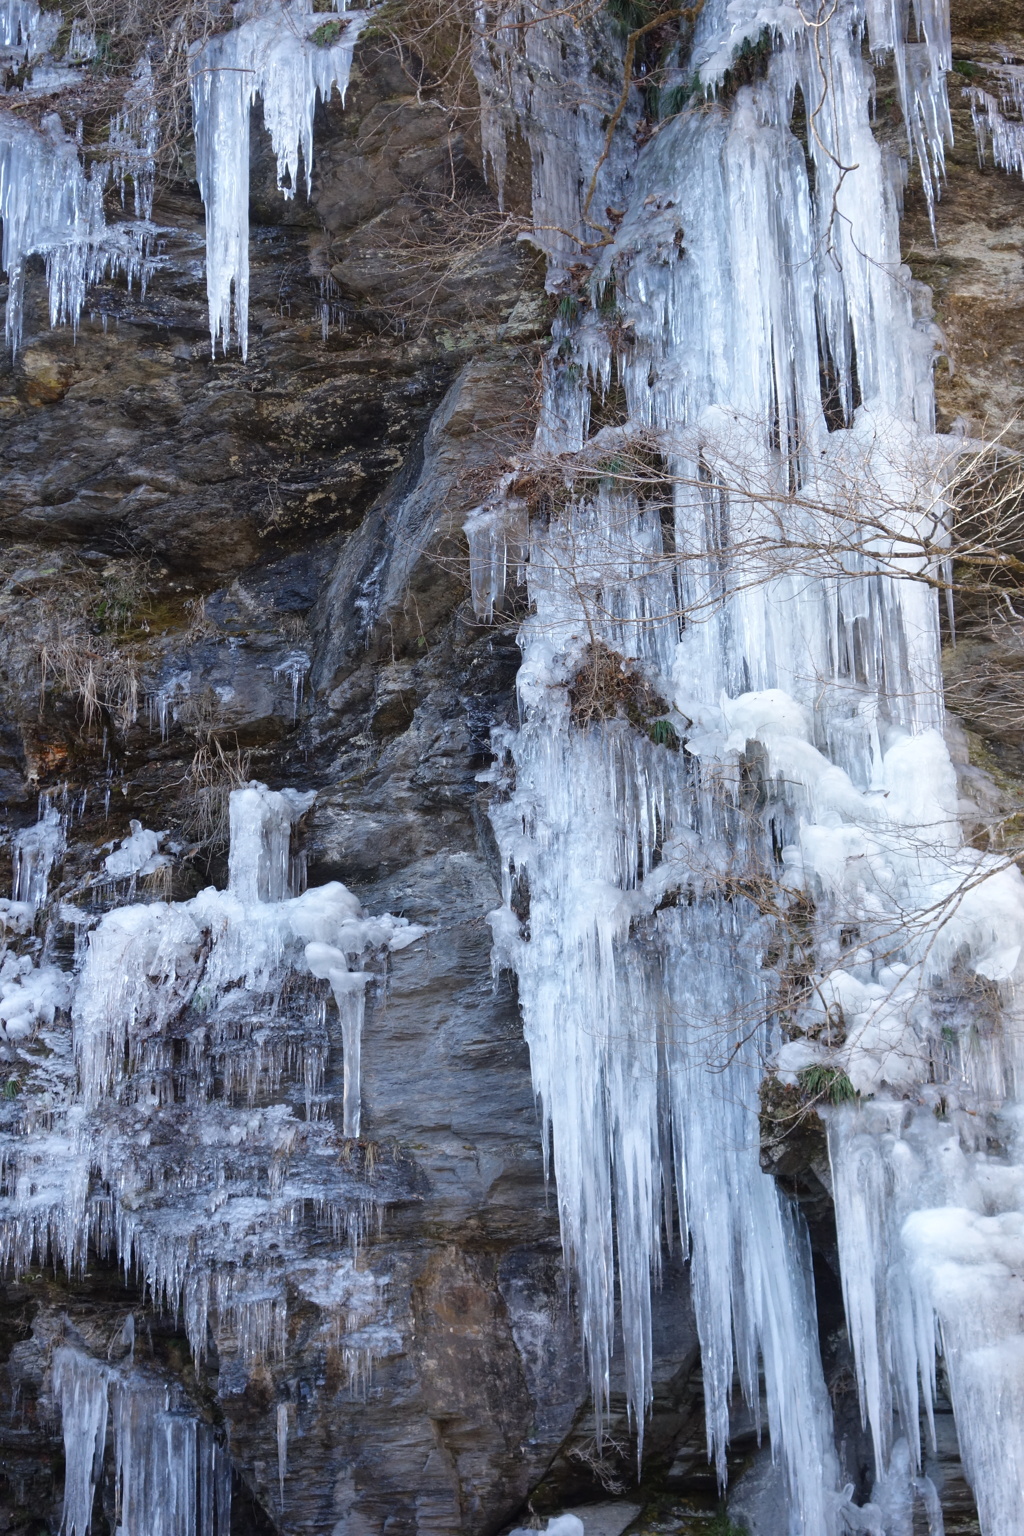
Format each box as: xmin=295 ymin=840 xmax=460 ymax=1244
xmin=471 ymin=1 xmax=1023 ymax=1533
xmin=0 ymin=2 xmax=159 ymax=351
xmin=968 ymin=57 xmax=1024 ymax=181
xmin=54 ymin=1340 xmax=232 ymax=1536
xmin=0 ymin=782 xmax=421 ymax=1532
xmin=0 ymin=0 xmax=364 ymax=353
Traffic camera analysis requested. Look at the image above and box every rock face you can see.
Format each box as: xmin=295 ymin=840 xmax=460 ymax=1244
xmin=0 ymin=6 xmax=1020 ymax=1536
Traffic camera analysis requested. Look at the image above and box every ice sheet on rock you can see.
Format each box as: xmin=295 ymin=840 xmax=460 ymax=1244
xmin=190 ymin=1 xmax=366 ymax=357
xmin=0 ymin=0 xmax=60 ymax=60
xmin=103 ymin=821 xmax=170 ymax=880
xmin=12 ymin=801 xmax=65 ymax=909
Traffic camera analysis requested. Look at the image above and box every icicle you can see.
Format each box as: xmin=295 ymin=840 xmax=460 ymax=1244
xmin=0 ymin=110 xmax=158 ymax=353
xmin=305 ymin=944 xmax=370 ymax=1137
xmin=273 ymin=651 xmax=311 ymax=722
xmin=53 ymin=1347 xmax=110 ymax=1536
xmin=189 ymin=2 xmax=366 ymax=357
xmin=968 ymin=64 xmax=1024 ymax=180
xmin=464 ymin=496 xmax=528 ymax=622
xmin=276 ymin=1402 xmax=288 ymax=1508
xmin=12 ymin=800 xmax=65 ymax=908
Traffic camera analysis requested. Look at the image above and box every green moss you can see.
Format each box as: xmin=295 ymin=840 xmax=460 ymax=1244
xmin=717 ymin=26 xmax=775 ymax=101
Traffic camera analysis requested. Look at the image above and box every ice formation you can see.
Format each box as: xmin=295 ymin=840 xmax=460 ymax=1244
xmin=190 ymin=0 xmax=366 ymax=357
xmin=968 ymin=60 xmax=1024 ymax=180
xmin=0 ymin=781 xmax=423 ymax=1522
xmin=473 ymin=0 xmax=1024 ymax=1532
xmin=0 ymin=8 xmax=159 ymax=350
xmin=54 ymin=1343 xmax=233 ymax=1536
xmin=0 ymin=0 xmax=363 ymax=355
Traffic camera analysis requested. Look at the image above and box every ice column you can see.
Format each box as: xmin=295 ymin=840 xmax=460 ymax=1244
xmin=228 ymin=782 xmax=316 ymax=904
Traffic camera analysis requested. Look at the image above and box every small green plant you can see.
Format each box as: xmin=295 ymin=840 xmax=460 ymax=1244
xmin=797 ymin=1063 xmax=857 ymax=1105
xmin=647 ymin=718 xmax=680 ymax=749
xmin=657 ymin=81 xmax=694 ymax=118
xmin=311 ymin=19 xmax=344 ymax=46
xmin=605 ymin=0 xmax=660 ymax=36
xmin=2 ymin=1079 xmax=19 ymax=1100
xmin=707 ymin=1510 xmax=746 ymax=1536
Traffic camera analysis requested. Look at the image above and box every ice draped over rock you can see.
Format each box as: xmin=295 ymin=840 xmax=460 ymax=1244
xmin=473 ymin=0 xmax=1024 ymax=1532
xmin=0 ymin=784 xmax=423 ymax=1532
xmin=0 ymin=0 xmax=362 ymax=354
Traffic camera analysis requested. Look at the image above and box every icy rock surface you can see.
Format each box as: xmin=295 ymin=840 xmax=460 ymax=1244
xmin=474 ymin=1 xmax=1023 ymax=1532
xmin=0 ymin=780 xmax=424 ymax=1530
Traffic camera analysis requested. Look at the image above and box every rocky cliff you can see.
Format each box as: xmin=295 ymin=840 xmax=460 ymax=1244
xmin=0 ymin=1 xmax=1020 ymax=1533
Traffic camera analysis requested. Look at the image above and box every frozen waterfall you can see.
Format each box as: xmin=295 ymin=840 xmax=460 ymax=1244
xmin=0 ymin=0 xmax=1022 ymax=1529
xmin=473 ymin=0 xmax=1024 ymax=1532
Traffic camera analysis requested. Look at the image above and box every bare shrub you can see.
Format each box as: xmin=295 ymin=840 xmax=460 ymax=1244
xmin=568 ymin=638 xmax=673 ymax=736
xmin=178 ymin=738 xmax=252 ymax=853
